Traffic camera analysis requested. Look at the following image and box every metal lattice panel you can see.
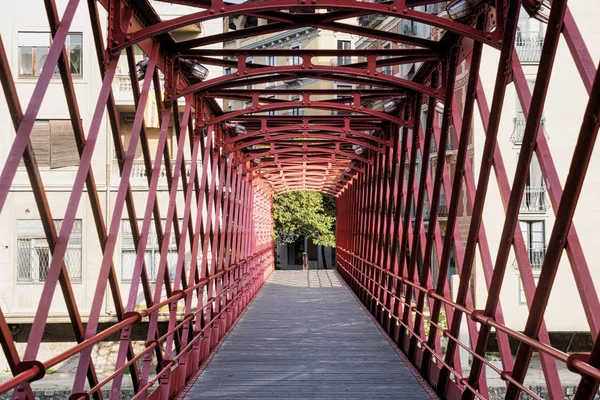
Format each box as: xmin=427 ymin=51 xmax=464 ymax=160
xmin=0 ymin=0 xmax=598 ymax=399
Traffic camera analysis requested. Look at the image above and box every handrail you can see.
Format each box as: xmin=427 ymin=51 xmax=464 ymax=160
xmin=336 ymin=247 xmax=600 ymax=382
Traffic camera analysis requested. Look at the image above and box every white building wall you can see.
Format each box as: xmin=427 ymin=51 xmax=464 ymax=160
xmin=0 ymin=0 xmax=222 ymax=322
xmin=473 ymin=4 xmax=600 ymax=331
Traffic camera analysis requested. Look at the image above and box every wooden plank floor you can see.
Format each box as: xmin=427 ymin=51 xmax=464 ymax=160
xmin=185 ymin=270 xmax=433 ymax=399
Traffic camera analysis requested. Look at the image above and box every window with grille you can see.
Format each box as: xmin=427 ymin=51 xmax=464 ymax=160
xmin=381 ymin=42 xmax=393 ymax=75
xmin=289 ymin=95 xmax=301 ymax=116
xmin=511 ymin=79 xmax=547 ymax=145
xmin=22 ymin=120 xmax=80 ymax=169
xmin=337 ymin=40 xmax=351 ymax=66
xmin=335 ymin=84 xmax=352 ymax=115
xmin=18 ymin=32 xmax=83 ymax=77
xmin=289 ymin=45 xmax=301 ymax=66
xmin=519 ymin=275 xmax=539 ymax=305
xmin=519 ymin=220 xmax=546 ymax=269
xmin=121 ymin=220 xmax=179 ymax=282
xmin=17 ymin=219 xmax=82 ymax=284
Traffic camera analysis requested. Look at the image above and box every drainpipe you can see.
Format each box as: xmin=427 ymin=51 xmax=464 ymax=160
xmin=105 ymin=121 xmax=113 ymax=316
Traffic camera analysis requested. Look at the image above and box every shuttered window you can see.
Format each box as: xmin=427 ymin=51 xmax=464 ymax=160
xmin=25 ymin=120 xmax=79 ymax=168
xmin=49 ymin=120 xmax=79 ymax=168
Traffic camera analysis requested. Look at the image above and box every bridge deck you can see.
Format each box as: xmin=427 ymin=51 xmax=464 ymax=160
xmin=185 ymin=270 xmax=434 ymax=399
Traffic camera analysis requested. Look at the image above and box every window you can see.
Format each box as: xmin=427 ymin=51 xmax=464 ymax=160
xmin=381 ymin=42 xmax=393 ymax=75
xmin=337 ymin=40 xmax=351 ymax=66
xmin=516 ymin=8 xmax=544 ymax=63
xmin=18 ymin=32 xmax=82 ymax=77
xmin=335 ymin=84 xmax=352 ymax=115
xmin=511 ymin=79 xmax=547 ymax=145
xmin=289 ymin=95 xmax=301 ymax=116
xmin=23 ymin=120 xmax=79 ymax=168
xmin=290 ymin=45 xmax=301 ymax=66
xmin=515 ymin=150 xmax=549 ymax=213
xmin=519 ymin=220 xmax=546 ymax=269
xmin=268 ymin=56 xmax=276 ymax=67
xmin=519 ymin=275 xmax=539 ymax=305
xmin=264 ymin=95 xmax=276 ymax=116
xmin=121 ymin=220 xmax=179 ymax=282
xmin=17 ymin=219 xmax=82 ymax=283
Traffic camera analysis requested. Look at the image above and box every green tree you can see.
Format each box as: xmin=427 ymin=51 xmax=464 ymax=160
xmin=273 ymin=191 xmax=336 ymax=248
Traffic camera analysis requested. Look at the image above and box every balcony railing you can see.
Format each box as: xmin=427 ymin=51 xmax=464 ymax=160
xmin=515 ymin=32 xmax=544 ymax=64
xmin=422 ymin=198 xmax=448 ymax=221
xmin=510 ymin=116 xmax=547 ymax=144
xmin=512 ymin=243 xmax=547 ymax=270
xmin=358 ymin=13 xmax=386 ymax=27
xmin=114 ymin=160 xmax=193 ymax=187
xmin=430 ymin=139 xmax=453 ymax=154
xmin=527 ymin=244 xmax=547 ymax=269
xmin=331 ymin=57 xmax=353 ymax=66
xmin=520 ymin=186 xmax=550 ymax=213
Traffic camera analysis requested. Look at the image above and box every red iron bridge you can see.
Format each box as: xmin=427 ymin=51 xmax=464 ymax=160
xmin=0 ymin=0 xmax=599 ymax=399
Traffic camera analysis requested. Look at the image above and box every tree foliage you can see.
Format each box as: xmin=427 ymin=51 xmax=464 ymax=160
xmin=273 ymin=191 xmax=336 ymax=248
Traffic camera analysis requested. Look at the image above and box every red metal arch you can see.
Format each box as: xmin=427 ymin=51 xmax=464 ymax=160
xmin=253 ymin=164 xmax=356 ymax=178
xmin=245 ymin=157 xmax=363 ymax=174
xmin=228 ymin=133 xmax=383 ymax=154
xmin=274 ymin=187 xmax=341 ymax=197
xmin=237 ymin=145 xmax=373 ymax=166
xmin=222 ymin=124 xmax=389 ymax=147
xmin=173 ymin=64 xmax=440 ymax=102
xmin=112 ymin=1 xmax=496 ymax=52
xmin=206 ymin=102 xmax=409 ymax=128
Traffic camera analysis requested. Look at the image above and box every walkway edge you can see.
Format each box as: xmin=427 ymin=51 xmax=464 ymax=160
xmin=175 ymin=268 xmax=274 ymax=399
xmin=337 ymin=268 xmax=440 ymax=400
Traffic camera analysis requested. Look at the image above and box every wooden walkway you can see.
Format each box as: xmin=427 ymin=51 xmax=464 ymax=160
xmin=185 ymin=270 xmax=433 ymax=399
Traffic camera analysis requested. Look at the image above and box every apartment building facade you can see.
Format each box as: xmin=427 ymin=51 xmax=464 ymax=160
xmin=221 ymin=14 xmax=355 ymax=268
xmin=357 ymin=3 xmax=600 ymax=332
xmin=0 ymin=0 xmax=223 ymax=322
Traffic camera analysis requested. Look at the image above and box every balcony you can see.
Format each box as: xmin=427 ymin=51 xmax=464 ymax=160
xmin=520 ymin=186 xmax=550 ymax=213
xmin=331 ymin=57 xmax=353 ymax=67
xmin=112 ymin=75 xmax=165 ymax=105
xmin=422 ymin=197 xmax=448 ymax=221
xmin=113 ymin=159 xmax=193 ymax=188
xmin=527 ymin=244 xmax=546 ymax=269
xmin=510 ymin=116 xmax=547 ymax=144
xmin=515 ymin=32 xmax=543 ymax=64
xmin=358 ymin=13 xmax=386 ymax=27
xmin=430 ymin=139 xmax=453 ymax=155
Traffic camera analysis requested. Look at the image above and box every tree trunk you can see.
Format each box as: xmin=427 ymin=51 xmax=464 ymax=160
xmin=321 ymin=246 xmax=328 ymax=270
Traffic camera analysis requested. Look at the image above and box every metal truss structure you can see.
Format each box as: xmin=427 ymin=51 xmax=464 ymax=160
xmin=0 ymin=0 xmax=599 ymax=399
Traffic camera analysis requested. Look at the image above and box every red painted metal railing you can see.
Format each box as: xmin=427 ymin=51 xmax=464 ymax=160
xmin=0 ymin=0 xmax=599 ymax=399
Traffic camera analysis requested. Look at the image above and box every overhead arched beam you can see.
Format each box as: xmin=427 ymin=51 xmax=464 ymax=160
xmin=238 ymin=146 xmax=373 ymax=166
xmin=228 ymin=133 xmax=383 ymax=154
xmin=192 ymin=54 xmax=437 ymax=74
xmin=205 ymin=101 xmax=409 ymax=127
xmin=204 ymin=72 xmax=405 ymax=94
xmin=172 ymin=64 xmax=440 ymax=101
xmin=272 ymin=181 xmax=347 ymax=193
xmin=251 ymin=163 xmax=355 ymax=179
xmin=246 ymin=157 xmax=364 ymax=174
xmin=251 ymin=161 xmax=361 ymax=179
xmin=275 ymin=187 xmax=341 ymax=197
xmin=175 ymin=21 xmax=439 ymax=50
xmin=112 ymin=1 xmax=496 ymax=52
xmin=224 ymin=125 xmax=387 ymax=146
xmin=223 ymin=125 xmax=388 ymax=146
